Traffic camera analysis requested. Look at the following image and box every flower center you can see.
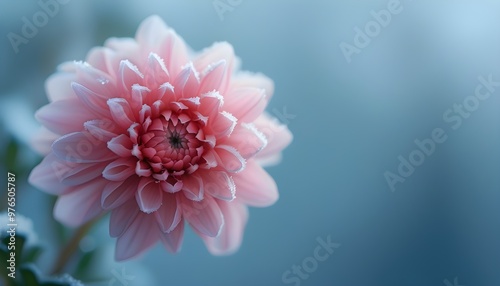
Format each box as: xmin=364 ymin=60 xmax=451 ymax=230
xmin=135 ymin=112 xmax=205 ymax=178
xmin=168 ymin=132 xmax=184 ymax=149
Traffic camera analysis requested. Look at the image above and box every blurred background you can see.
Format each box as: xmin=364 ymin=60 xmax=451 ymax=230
xmin=1 ymin=0 xmax=500 ymax=285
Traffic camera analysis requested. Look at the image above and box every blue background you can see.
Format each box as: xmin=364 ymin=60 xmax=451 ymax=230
xmin=1 ymin=0 xmax=500 ymax=285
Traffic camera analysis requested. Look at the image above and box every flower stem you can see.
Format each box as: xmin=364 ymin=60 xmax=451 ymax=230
xmin=50 ymin=218 xmax=97 ymax=275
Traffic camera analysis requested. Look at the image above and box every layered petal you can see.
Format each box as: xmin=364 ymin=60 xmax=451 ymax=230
xmin=232 ymin=160 xmax=279 ymax=207
xmin=115 ymin=212 xmax=159 ymax=261
xmin=200 ymin=201 xmax=248 ymax=255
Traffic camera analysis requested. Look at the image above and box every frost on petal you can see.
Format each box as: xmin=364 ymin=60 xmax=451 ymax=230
xmin=115 ymin=212 xmax=159 ymax=261
xmin=198 ymin=60 xmax=226 ymax=95
xmin=220 ymin=123 xmax=267 ymax=159
xmin=194 ymin=42 xmax=235 ymax=94
xmin=136 ymin=178 xmax=163 ymax=213
xmin=73 ymin=61 xmax=116 ymax=97
xmin=253 ymin=113 xmax=293 ymax=166
xmin=145 ymin=52 xmax=170 ymax=88
xmin=181 ymin=194 xmax=223 ymax=237
xmin=208 ymin=111 xmax=236 ymax=138
xmin=214 ymin=145 xmax=246 ymax=173
xmin=173 ymin=63 xmax=200 ymax=100
xmin=232 ymin=160 xmax=278 ymax=207
xmin=36 ymin=98 xmax=96 ymax=135
xmin=53 ymin=178 xmax=108 ymax=227
xmin=200 ymin=201 xmax=248 ymax=255
xmin=118 ymin=60 xmax=144 ymax=93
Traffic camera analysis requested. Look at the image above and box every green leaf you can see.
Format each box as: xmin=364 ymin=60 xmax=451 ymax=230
xmin=20 ymin=266 xmax=40 ymax=286
xmin=24 ymin=246 xmax=43 ymax=263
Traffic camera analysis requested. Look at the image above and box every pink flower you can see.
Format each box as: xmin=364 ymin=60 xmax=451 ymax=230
xmin=29 ymin=15 xmax=292 ymax=260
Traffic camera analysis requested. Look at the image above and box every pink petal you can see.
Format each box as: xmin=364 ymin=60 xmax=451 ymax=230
xmin=209 ymin=111 xmax=236 ymax=138
xmin=145 ymin=52 xmax=170 ymax=87
xmin=28 ymin=153 xmax=71 ymax=195
xmin=107 ymin=98 xmax=136 ymax=129
xmin=36 ymin=98 xmax=96 ymax=135
xmin=101 ymin=176 xmax=139 ymax=210
xmin=52 ymin=132 xmax=116 ymax=163
xmin=45 ymin=71 xmax=77 ymax=102
xmin=182 ymin=175 xmax=204 ymax=201
xmin=173 ymin=63 xmax=199 ymax=100
xmin=154 ymin=25 xmax=190 ymax=78
xmin=199 ymin=170 xmax=235 ymax=201
xmin=194 ymin=42 xmax=235 ymax=94
xmin=74 ymin=61 xmax=116 ymax=97
xmin=220 ymin=123 xmax=267 ymax=159
xmin=107 ymin=134 xmax=133 ymax=157
xmin=224 ymin=87 xmax=267 ymax=123
xmin=160 ymin=180 xmax=183 ymax=193
xmin=115 ymin=212 xmax=159 ymax=261
xmin=109 ymin=199 xmax=140 ymax=237
xmin=84 ymin=119 xmax=118 ymax=142
xmin=198 ymin=91 xmax=224 ymax=119
xmin=160 ymin=218 xmax=184 ymax=253
xmin=181 ymin=194 xmax=223 ymax=237
xmin=155 ymin=193 xmax=181 ymax=233
xmin=53 ymin=178 xmax=107 ymax=227
xmin=200 ymin=201 xmax=248 ymax=255
xmin=214 ymin=145 xmax=246 ymax=173
xmin=253 ymin=113 xmax=293 ymax=166
xmin=71 ymin=82 xmax=110 ymax=117
xmin=136 ymin=178 xmax=163 ymax=213
xmin=60 ymin=161 xmax=107 ymax=186
xmin=198 ymin=60 xmax=226 ymax=95
xmin=232 ymin=160 xmax=278 ymax=207
xmin=230 ymin=72 xmax=274 ymax=101
xmin=102 ymin=157 xmax=136 ymax=181
xmin=135 ymin=15 xmax=170 ymax=54
xmin=118 ymin=60 xmax=144 ymax=93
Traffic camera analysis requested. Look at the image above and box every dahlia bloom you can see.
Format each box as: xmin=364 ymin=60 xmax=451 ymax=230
xmin=28 ymin=16 xmax=291 ymax=260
